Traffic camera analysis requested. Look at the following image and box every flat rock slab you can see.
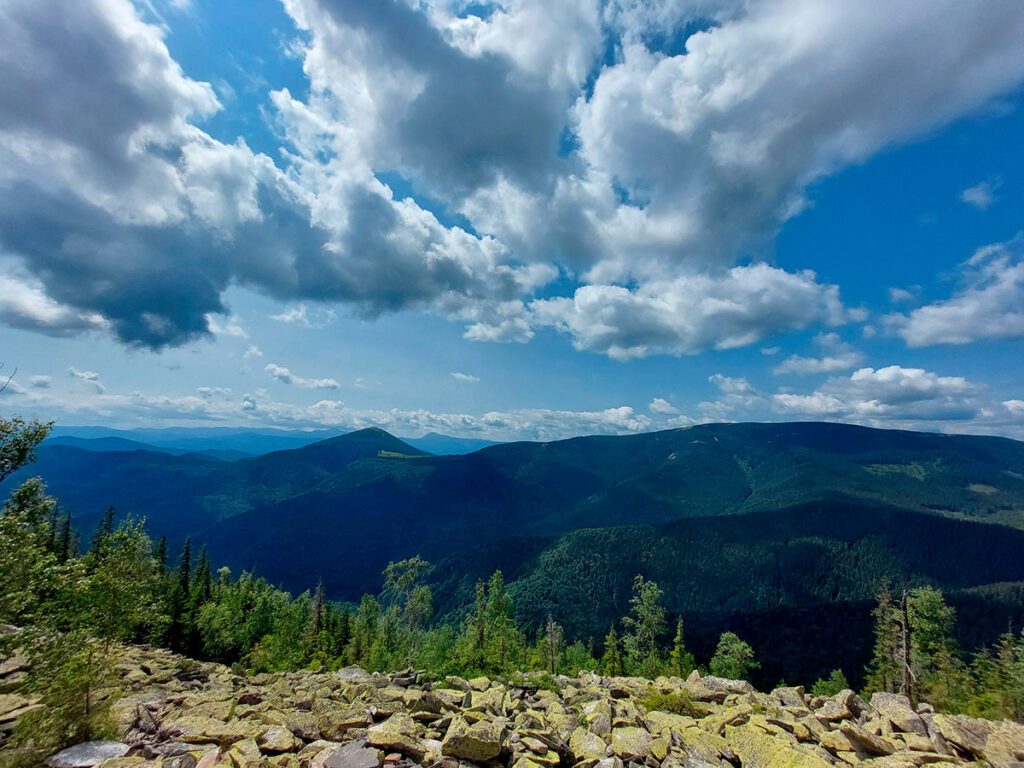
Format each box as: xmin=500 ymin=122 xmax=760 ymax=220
xmin=314 ymin=739 xmax=381 ymax=768
xmin=46 ymin=741 xmax=130 ymax=768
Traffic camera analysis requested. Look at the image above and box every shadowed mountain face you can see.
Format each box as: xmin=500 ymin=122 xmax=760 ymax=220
xmin=7 ymin=421 xmax=1024 ymax=676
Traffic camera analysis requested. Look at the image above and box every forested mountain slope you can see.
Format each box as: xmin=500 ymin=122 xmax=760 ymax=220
xmin=9 ymin=422 xmax=1024 ymax=599
xmin=6 ymin=420 xmax=1024 ymax=686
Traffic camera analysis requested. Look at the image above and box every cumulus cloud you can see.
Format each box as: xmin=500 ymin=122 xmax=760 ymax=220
xmin=2 ymin=0 xmax=1024 ymax=357
xmin=530 ymin=264 xmax=848 ymax=359
xmin=450 ymin=372 xmax=479 ymax=383
xmin=243 ymin=345 xmax=263 ymax=359
xmin=772 ymin=366 xmax=984 ymax=421
xmin=265 ymin=363 xmax=339 ymax=389
xmin=29 ymin=375 xmax=52 ymax=389
xmin=773 ymin=332 xmax=864 ymax=375
xmin=887 ymin=238 xmax=1024 ymax=346
xmin=960 ymin=180 xmax=998 ymax=210
xmin=648 ymin=397 xmax=679 ymax=415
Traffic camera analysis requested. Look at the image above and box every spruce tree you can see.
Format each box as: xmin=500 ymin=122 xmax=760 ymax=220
xmin=865 ymin=583 xmax=901 ymax=693
xmin=669 ymin=617 xmax=695 ymax=678
xmin=601 ymin=625 xmax=624 ymax=676
xmin=310 ymin=579 xmax=325 ymax=637
xmin=154 ymin=536 xmax=167 ymax=574
xmin=56 ymin=514 xmax=72 ymax=564
xmin=90 ymin=506 xmax=115 ymax=554
xmin=485 ymin=570 xmax=511 ymax=671
xmin=177 ymin=538 xmax=192 ymax=598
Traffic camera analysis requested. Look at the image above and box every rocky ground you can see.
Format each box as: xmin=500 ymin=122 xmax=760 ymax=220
xmin=3 ymin=644 xmax=1024 ymax=768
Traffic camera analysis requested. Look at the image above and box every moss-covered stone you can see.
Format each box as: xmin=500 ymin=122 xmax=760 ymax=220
xmin=441 ymin=714 xmax=505 ymax=761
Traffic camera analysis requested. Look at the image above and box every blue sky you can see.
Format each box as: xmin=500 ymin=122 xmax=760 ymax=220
xmin=1 ymin=0 xmax=1023 ymax=441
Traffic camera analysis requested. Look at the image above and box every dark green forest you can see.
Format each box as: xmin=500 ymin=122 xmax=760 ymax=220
xmin=3 ymin=414 xmax=1024 ymax=755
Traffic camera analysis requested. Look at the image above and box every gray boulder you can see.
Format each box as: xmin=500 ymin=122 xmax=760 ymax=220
xmin=45 ymin=741 xmax=130 ymax=768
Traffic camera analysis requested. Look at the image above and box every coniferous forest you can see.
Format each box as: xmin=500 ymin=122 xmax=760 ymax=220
xmin=3 ymin=415 xmax=1024 ymax=758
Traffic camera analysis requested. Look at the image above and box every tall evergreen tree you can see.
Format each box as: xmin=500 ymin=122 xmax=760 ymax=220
xmin=600 ymin=625 xmax=624 ymax=676
xmin=154 ymin=536 xmax=167 ymax=574
xmin=669 ymin=617 xmax=695 ymax=678
xmin=310 ymin=579 xmax=325 ymax=638
xmin=177 ymin=538 xmax=192 ymax=599
xmin=56 ymin=514 xmax=72 ymax=564
xmin=865 ymin=583 xmax=901 ymax=693
xmin=485 ymin=570 xmax=512 ymax=671
xmin=90 ymin=506 xmax=115 ymax=554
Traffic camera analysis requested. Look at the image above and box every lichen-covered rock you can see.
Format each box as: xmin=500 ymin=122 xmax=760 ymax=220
xmin=870 ymin=693 xmax=928 ymax=736
xmin=2 ymin=641 xmax=1017 ymax=768
xmin=725 ymin=724 xmax=832 ymax=768
xmin=441 ymin=713 xmax=506 ymax=761
xmin=610 ymin=726 xmax=650 ymax=758
xmin=366 ymin=714 xmax=427 ymax=760
xmin=258 ymin=725 xmax=301 ymax=753
xmin=569 ymin=726 xmax=607 ymax=760
xmin=932 ymin=714 xmax=1024 ymax=767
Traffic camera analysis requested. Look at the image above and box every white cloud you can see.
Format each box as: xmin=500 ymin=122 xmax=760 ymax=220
xmin=960 ymin=180 xmax=998 ymax=210
xmin=205 ymin=313 xmax=247 ymax=338
xmin=773 ymin=332 xmax=864 ymax=375
xmin=450 ymin=372 xmax=479 ymax=383
xmin=697 ymin=374 xmax=765 ymax=421
xmin=28 ymin=375 xmax=52 ymax=389
xmin=269 ymin=304 xmax=337 ymax=328
xmin=530 ymin=264 xmax=849 ymax=359
xmin=772 ymin=365 xmax=983 ymax=421
xmin=68 ymin=367 xmax=104 ymax=392
xmin=2 ymin=0 xmax=1024 ymax=358
xmin=887 ymin=238 xmax=1024 ymax=346
xmin=888 ymin=287 xmax=917 ymax=305
xmin=0 ymin=269 xmax=107 ymax=336
xmin=648 ymin=397 xmax=679 ymax=415
xmin=4 ymin=374 xmax=653 ymax=442
xmin=243 ymin=345 xmax=263 ymax=359
xmin=265 ymin=363 xmax=339 ymax=389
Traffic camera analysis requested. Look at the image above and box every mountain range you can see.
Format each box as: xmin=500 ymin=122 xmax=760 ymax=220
xmin=8 ymin=420 xmax=1024 ymax=685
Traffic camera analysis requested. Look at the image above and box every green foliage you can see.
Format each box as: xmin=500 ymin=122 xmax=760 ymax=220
xmin=4 ymin=412 xmax=1024 ymax=734
xmin=0 ymin=416 xmax=53 ymax=484
xmin=601 ymin=625 xmax=624 ymax=676
xmin=812 ymin=669 xmax=849 ymax=697
xmin=12 ymin=630 xmax=117 ymax=755
xmin=709 ymin=632 xmax=759 ymax=680
xmin=622 ymin=575 xmax=666 ymax=676
xmin=669 ymin=618 xmax=695 ymax=678
xmin=864 ymin=584 xmax=901 ymax=694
